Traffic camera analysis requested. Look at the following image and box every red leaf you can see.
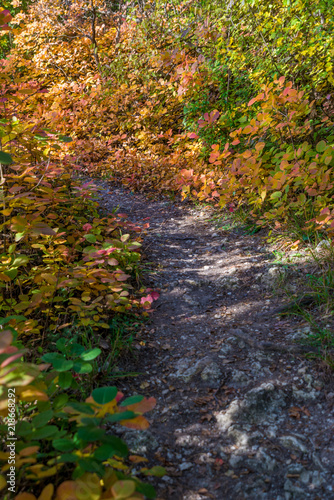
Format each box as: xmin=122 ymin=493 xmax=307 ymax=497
xmin=125 ymin=397 xmax=156 ymax=414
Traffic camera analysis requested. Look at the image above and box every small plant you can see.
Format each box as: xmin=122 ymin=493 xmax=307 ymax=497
xmin=0 ymin=329 xmax=163 ymax=499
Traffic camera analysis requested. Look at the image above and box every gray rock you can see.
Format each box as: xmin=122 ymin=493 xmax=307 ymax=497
xmin=303 ymin=374 xmax=313 ymax=386
xmin=251 ymin=361 xmax=263 ymax=373
xmin=201 ymin=361 xmax=222 ymax=387
xmin=311 ymin=470 xmax=324 ymax=488
xmin=172 ymin=358 xmax=200 ymax=382
xmin=242 ymin=383 xmax=286 ymax=423
xmin=179 ymin=462 xmax=193 ymax=471
xmin=219 ymin=343 xmax=232 ymax=356
xmin=284 ymin=479 xmax=307 ymax=498
xmin=316 ymin=240 xmax=331 ymax=253
xmin=287 ymin=464 xmax=305 ymax=475
xmin=217 ymin=383 xmax=286 ymax=430
xmin=183 ymin=279 xmax=200 ymax=287
xmin=229 ymin=453 xmax=244 ymax=468
xmin=217 ymin=275 xmax=240 ymax=290
xmin=261 ymin=265 xmax=286 ymax=288
xmin=242 ymin=448 xmax=277 ymax=472
xmin=231 ymin=369 xmax=249 ymax=384
xmin=183 ymin=294 xmax=199 ymax=306
xmin=227 ymin=426 xmax=251 ymax=447
xmin=300 ymin=471 xmax=311 ymax=484
xmin=312 ymin=452 xmax=326 ymax=471
xmin=279 ymin=436 xmax=308 ymax=454
xmin=266 ymin=426 xmax=278 ymax=439
xmin=292 ymin=385 xmax=318 ymax=401
xmin=122 ymin=430 xmax=159 ymax=454
xmin=235 ymin=478 xmax=269 ymax=499
xmin=176 ymin=434 xmax=203 ymax=448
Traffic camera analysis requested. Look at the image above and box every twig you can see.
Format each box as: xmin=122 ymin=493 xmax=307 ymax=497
xmin=31 ymin=158 xmax=51 ymax=191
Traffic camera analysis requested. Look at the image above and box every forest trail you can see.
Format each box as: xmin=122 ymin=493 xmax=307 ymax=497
xmin=97 ymin=181 xmax=334 ymax=500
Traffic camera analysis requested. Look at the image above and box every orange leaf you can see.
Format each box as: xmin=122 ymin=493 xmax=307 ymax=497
xmin=55 ymin=481 xmax=77 ymax=500
xmin=120 ymin=415 xmax=150 ymax=430
xmin=125 ymin=397 xmax=156 ymax=414
xmin=15 ymin=495 xmax=37 ymax=500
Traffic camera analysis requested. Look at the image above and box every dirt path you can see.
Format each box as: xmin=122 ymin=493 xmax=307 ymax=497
xmin=97 ymin=181 xmax=334 ymax=500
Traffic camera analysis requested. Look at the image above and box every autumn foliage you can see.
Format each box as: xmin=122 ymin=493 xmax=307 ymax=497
xmin=1 ymin=0 xmax=334 ymax=496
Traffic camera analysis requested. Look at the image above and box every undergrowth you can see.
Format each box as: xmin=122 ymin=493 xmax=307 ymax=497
xmin=1 ymin=0 xmax=334 ymax=495
xmin=0 ymin=7 xmax=161 ymax=499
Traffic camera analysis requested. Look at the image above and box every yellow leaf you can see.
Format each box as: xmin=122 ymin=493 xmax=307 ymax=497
xmin=112 ymin=480 xmax=136 ymax=500
xmin=19 ymin=387 xmax=48 ymax=402
xmin=41 ymin=274 xmax=57 ymax=285
xmin=0 ymin=474 xmax=6 ymax=491
xmin=38 ymin=484 xmax=54 ymax=500
xmin=85 ymin=395 xmax=117 ymax=418
xmin=76 ymin=473 xmax=101 ymax=500
xmin=26 ymin=465 xmax=58 ymax=479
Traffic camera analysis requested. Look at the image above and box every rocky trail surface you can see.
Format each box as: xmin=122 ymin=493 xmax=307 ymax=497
xmin=96 ymin=181 xmax=334 ymax=500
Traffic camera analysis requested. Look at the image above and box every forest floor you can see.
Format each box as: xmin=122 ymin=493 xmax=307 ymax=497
xmin=96 ymin=180 xmax=334 ymax=500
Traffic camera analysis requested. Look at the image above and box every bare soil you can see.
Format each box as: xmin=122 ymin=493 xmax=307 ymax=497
xmin=96 ymin=181 xmax=334 ymax=500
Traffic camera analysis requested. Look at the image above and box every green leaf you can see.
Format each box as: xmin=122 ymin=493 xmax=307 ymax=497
xmin=58 ymin=453 xmax=78 ymax=463
xmin=30 ymin=425 xmax=59 ymax=440
xmin=53 ymin=394 xmax=69 ymax=410
xmin=92 ymin=386 xmax=117 ymax=405
xmin=32 ymin=410 xmax=54 ymax=429
xmin=77 ymin=427 xmax=105 ymax=442
xmin=0 ymin=315 xmax=26 ymax=325
xmin=15 ymin=232 xmax=25 ymax=242
xmin=52 ymin=439 xmax=75 ymax=452
xmin=73 ymin=361 xmax=92 ymax=374
xmin=42 ymin=353 xmax=64 ymax=363
xmin=316 ymin=140 xmax=326 ymax=152
xmin=83 ymin=234 xmax=96 ymax=243
xmin=102 ymin=436 xmax=128 ymax=457
xmin=4 ymin=269 xmax=18 ymax=280
xmin=56 ymin=338 xmax=67 ymax=353
xmin=0 ymin=151 xmax=13 ymax=164
xmin=80 ymin=417 xmax=102 ymax=427
xmin=52 ymin=358 xmax=74 ymax=372
xmin=58 ymin=372 xmax=73 ymax=389
xmin=120 ymin=395 xmax=144 ymax=407
xmin=93 ymin=444 xmax=117 ymax=461
xmin=106 ymin=411 xmax=135 ymax=423
xmin=17 ymin=421 xmax=32 ymax=437
xmin=141 ymin=466 xmax=166 ymax=477
xmin=37 ymin=400 xmax=51 ymax=412
xmin=80 ymin=348 xmax=101 ymax=361
xmin=12 ymin=255 xmax=30 ymax=268
xmin=68 ymin=343 xmax=85 ymax=356
xmin=270 ymin=191 xmax=282 ymax=200
xmin=58 ymin=135 xmax=72 ymax=143
xmin=134 ymin=481 xmax=156 ymax=499
xmin=66 ymin=402 xmax=95 ymax=415
xmin=77 ymin=458 xmax=105 ymax=476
